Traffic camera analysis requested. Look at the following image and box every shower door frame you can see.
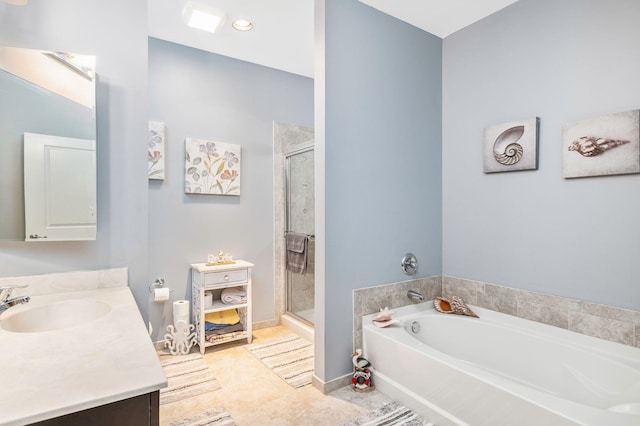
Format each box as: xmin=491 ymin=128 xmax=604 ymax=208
xmin=284 ymin=142 xmax=315 ymax=327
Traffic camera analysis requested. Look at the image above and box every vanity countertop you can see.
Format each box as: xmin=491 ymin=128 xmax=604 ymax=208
xmin=0 ymin=286 xmax=167 ymax=426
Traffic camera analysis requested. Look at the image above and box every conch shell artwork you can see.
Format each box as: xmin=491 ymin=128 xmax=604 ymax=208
xmin=567 ymin=136 xmax=629 ymax=157
xmin=562 ymin=109 xmax=640 ymax=179
xmin=483 ymin=117 xmax=539 ymax=173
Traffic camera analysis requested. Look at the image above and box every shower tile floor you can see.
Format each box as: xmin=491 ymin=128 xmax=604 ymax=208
xmin=159 ymin=326 xmax=393 ymax=425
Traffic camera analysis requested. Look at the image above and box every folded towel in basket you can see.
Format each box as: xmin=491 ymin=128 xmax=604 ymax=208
xmin=221 ymin=286 xmax=247 ymax=305
xmin=205 ymin=322 xmax=244 ymax=337
xmin=205 ymin=309 xmax=240 ymax=326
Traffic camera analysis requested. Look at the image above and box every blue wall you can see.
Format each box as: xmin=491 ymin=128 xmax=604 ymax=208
xmin=0 ymin=0 xmax=150 ymax=321
xmin=442 ymin=0 xmax=640 ymax=310
xmin=147 ymin=38 xmax=313 ymax=340
xmin=321 ymin=0 xmax=443 ymax=380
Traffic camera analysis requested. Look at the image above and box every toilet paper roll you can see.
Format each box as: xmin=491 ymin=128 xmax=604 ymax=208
xmin=173 ymin=300 xmax=190 ymax=326
xmin=204 ymin=292 xmax=213 ymax=309
xmin=153 ymin=287 xmax=170 ymax=302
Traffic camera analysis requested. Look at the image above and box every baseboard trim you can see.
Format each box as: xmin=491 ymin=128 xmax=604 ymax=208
xmin=281 ymin=314 xmax=314 ymax=342
xmin=252 ymin=318 xmax=280 ymax=330
xmin=312 ymin=373 xmax=351 ymax=394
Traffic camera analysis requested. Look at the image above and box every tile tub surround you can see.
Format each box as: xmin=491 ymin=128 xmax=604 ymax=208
xmin=443 ymin=276 xmax=640 ymax=348
xmin=353 ymin=275 xmax=640 ymax=351
xmin=0 ymin=285 xmax=166 ymax=425
xmin=0 ymin=267 xmax=128 ymax=297
xmin=353 ymin=276 xmax=442 ymax=351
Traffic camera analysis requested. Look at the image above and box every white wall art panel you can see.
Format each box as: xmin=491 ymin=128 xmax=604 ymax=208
xmin=562 ymin=109 xmax=640 ymax=178
xmin=184 ymin=138 xmax=241 ymax=195
xmin=483 ymin=117 xmax=539 ymax=173
xmin=148 ymin=121 xmax=165 ymax=180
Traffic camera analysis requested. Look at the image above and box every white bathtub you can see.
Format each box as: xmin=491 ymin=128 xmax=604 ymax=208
xmin=363 ymin=303 xmax=640 ymax=426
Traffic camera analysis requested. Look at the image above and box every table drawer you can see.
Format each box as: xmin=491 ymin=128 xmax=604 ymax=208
xmin=204 ymin=269 xmax=248 ymax=288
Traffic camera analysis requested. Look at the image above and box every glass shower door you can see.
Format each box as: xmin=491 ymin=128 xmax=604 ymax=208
xmin=285 ymin=148 xmax=314 ymax=326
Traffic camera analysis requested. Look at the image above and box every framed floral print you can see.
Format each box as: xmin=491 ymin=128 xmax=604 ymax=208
xmin=185 ymin=138 xmax=241 ymax=195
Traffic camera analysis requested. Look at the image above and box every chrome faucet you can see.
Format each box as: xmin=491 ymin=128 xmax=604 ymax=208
xmin=0 ymin=284 xmax=30 ymax=313
xmin=407 ymin=289 xmax=425 ymax=301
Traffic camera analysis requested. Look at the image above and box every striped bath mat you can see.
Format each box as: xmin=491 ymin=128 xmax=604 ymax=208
xmin=165 ymin=407 xmax=236 ymax=426
xmin=341 ymin=401 xmax=434 ymax=426
xmin=160 ymin=353 xmax=221 ymax=405
xmin=245 ymin=334 xmax=313 ymax=388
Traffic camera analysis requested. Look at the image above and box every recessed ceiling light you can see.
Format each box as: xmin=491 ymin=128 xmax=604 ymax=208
xmin=183 ymin=1 xmax=226 ymax=34
xmin=232 ymin=19 xmax=254 ymax=32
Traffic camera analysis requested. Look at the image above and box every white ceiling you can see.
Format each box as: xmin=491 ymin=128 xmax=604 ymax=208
xmin=358 ymin=0 xmax=520 ymax=39
xmin=148 ymin=0 xmax=520 ymax=79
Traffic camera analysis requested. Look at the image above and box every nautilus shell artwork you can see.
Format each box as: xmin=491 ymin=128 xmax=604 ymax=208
xmin=483 ymin=117 xmax=539 ymax=173
xmin=562 ymin=109 xmax=640 ymax=178
xmin=493 ymin=125 xmax=524 ymax=165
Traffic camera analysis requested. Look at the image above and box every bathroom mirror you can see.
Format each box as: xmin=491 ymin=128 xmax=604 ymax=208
xmin=0 ymin=45 xmax=97 ymax=241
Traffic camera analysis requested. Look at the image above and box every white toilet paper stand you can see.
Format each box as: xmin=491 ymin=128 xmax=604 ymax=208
xmin=163 ymin=320 xmax=196 ymax=355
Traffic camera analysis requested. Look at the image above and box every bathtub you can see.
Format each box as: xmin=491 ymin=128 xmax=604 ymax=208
xmin=362 ymin=303 xmax=640 ymax=426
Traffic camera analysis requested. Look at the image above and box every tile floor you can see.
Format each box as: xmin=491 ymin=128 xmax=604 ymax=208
xmin=158 ymin=326 xmax=393 ymax=426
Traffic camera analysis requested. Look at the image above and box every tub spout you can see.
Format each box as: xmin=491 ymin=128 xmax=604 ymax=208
xmin=407 ymin=290 xmax=424 ymax=301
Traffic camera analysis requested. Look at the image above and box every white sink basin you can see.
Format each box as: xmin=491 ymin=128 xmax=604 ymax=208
xmin=0 ymin=299 xmax=111 ymax=333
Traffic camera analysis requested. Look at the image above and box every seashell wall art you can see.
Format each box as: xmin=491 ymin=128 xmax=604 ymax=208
xmin=562 ymin=109 xmax=640 ymax=178
xmin=483 ymin=117 xmax=539 ymax=173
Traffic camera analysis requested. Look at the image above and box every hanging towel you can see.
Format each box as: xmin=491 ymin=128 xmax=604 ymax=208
xmin=220 ymin=286 xmax=247 ymax=305
xmin=286 ymin=233 xmax=308 ymax=275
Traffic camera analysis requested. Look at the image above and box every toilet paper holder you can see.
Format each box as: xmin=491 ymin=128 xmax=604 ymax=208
xmin=148 ymin=278 xmax=172 ymax=294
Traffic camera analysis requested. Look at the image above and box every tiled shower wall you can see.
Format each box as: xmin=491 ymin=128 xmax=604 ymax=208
xmin=273 ymin=122 xmax=314 ymax=326
xmin=353 ymin=275 xmax=640 ymax=350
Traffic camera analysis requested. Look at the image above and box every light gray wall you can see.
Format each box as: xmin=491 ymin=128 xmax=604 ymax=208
xmin=320 ymin=0 xmax=443 ymax=380
xmin=147 ymin=38 xmax=313 ymax=341
xmin=0 ymin=0 xmax=150 ymax=321
xmin=443 ymin=0 xmax=640 ymax=311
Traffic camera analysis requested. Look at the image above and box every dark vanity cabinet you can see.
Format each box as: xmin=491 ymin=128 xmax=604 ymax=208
xmin=30 ymin=391 xmax=159 ymax=426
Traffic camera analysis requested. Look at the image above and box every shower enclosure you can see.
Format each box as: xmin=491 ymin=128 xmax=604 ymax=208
xmin=285 ymin=146 xmax=314 ymax=326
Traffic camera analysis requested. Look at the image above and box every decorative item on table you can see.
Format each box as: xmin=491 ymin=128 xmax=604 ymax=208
xmin=184 ymin=138 xmax=241 ymax=195
xmin=206 ymin=250 xmax=235 ymax=266
xmin=483 ymin=117 xmax=540 ymax=173
xmin=164 ymin=300 xmax=197 ymax=355
xmin=372 ymin=306 xmax=400 ymax=328
xmin=434 ymin=296 xmax=479 ymax=318
xmin=351 ymin=348 xmax=374 ymax=392
xmin=562 ymin=109 xmax=639 ymax=178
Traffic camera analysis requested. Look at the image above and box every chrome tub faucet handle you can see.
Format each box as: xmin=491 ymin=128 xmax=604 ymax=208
xmin=407 ymin=289 xmax=425 ymax=301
